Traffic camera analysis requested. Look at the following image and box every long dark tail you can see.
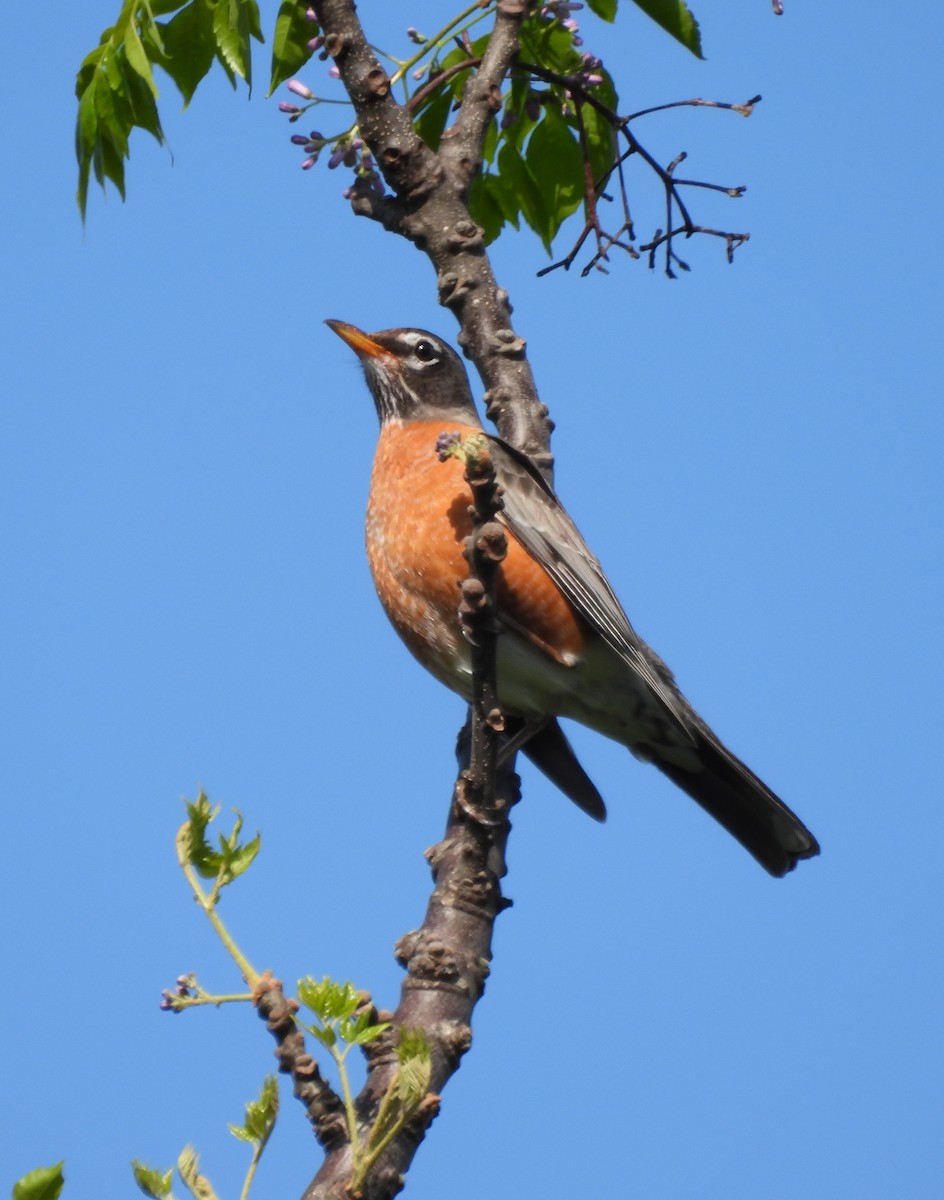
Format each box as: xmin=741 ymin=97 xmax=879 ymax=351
xmin=654 ymin=731 xmax=819 ymax=877
xmin=515 ymin=717 xmax=818 ymax=876
xmin=516 ymin=718 xmax=607 ymax=822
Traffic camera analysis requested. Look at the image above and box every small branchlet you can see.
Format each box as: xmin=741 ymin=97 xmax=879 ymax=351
xmin=437 ymin=432 xmax=507 ymax=818
xmin=166 ymin=797 xmax=351 ymax=1149
xmin=527 ymin=68 xmax=761 ymax=278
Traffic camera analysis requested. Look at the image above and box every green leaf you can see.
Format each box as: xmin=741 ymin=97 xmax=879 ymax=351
xmin=212 ymin=0 xmax=262 ymax=91
xmin=223 ymin=831 xmax=261 ymax=879
xmin=587 ymin=0 xmax=619 ymax=19
xmin=176 ymin=1147 xmax=218 ymax=1200
xmin=395 ymin=1028 xmax=432 ymax=1103
xmin=498 ymin=73 xmax=538 ymax=154
xmin=629 ymin=0 xmax=703 ymax=58
xmin=13 ymin=1164 xmax=65 ymax=1200
xmin=183 ymin=793 xmax=220 ymax=875
xmin=579 ymin=104 xmax=615 ymax=191
xmin=479 ymin=163 xmax=518 ymax=228
xmin=245 ymin=0 xmax=263 ymax=42
xmin=468 ymin=173 xmax=507 ymax=245
xmin=125 ymin=17 xmax=160 ymax=97
xmin=520 ymin=12 xmax=586 ymax=77
xmin=412 ymin=83 xmax=453 ymax=153
xmin=159 ymin=0 xmax=217 ymax=107
xmin=525 ymin=107 xmax=584 ymax=245
xmin=228 ymin=1075 xmax=279 ymax=1146
xmin=122 ymin=60 xmax=166 ymax=142
xmin=182 ymin=795 xmax=260 ymax=882
xmin=346 ymin=1009 xmax=392 ymax=1046
xmin=309 ymin=1023 xmax=338 ymax=1049
xmin=498 ymin=141 xmax=553 ymax=252
xmin=131 ymin=1161 xmax=174 ymax=1199
xmin=297 ymin=976 xmax=360 ymax=1023
xmin=269 ymin=0 xmax=318 ymax=96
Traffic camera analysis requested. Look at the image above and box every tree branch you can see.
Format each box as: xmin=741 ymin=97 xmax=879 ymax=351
xmin=253 ymin=971 xmax=348 ymax=1151
xmin=443 ymin=1 xmax=528 ymax=175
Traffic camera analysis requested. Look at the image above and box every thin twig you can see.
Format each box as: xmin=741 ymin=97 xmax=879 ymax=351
xmin=517 ymin=60 xmax=755 ymax=277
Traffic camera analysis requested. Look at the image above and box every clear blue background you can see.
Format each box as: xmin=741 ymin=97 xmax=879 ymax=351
xmin=3 ymin=3 xmax=942 ymax=1197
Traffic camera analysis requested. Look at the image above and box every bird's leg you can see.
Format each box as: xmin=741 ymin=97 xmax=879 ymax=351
xmin=496 ymin=717 xmax=549 ymax=768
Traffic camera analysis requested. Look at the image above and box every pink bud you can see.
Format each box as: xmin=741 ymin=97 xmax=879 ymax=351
xmin=287 ymin=79 xmax=314 ymax=100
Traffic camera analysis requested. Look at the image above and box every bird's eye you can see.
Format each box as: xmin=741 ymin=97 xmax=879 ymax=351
xmin=413 ymin=340 xmax=438 ymax=363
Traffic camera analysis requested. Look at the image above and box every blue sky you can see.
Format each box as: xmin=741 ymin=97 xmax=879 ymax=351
xmin=3 ymin=2 xmax=942 ymax=1197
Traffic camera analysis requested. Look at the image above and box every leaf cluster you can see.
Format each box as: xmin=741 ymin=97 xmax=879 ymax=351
xmin=182 ymin=792 xmax=260 ymax=886
xmin=131 ymin=1077 xmax=278 ymax=1200
xmin=297 ymin=977 xmax=392 ymax=1051
xmin=76 ymin=0 xmax=706 ymax=225
xmin=75 ymin=0 xmax=263 ymax=217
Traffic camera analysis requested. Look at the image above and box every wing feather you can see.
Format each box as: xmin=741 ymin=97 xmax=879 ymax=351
xmin=486 ymin=436 xmax=695 ymax=733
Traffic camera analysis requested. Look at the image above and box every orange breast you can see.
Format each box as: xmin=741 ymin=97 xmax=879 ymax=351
xmin=366 ymin=421 xmax=587 ymax=689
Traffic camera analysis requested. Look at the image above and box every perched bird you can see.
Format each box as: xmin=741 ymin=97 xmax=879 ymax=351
xmin=327 ymin=320 xmax=819 ymax=876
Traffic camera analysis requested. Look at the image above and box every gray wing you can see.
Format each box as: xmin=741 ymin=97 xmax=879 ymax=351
xmin=486 ymin=436 xmax=820 ymax=877
xmin=486 ymin=435 xmax=696 ymax=734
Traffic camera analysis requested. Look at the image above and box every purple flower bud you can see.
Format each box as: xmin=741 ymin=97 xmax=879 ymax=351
xmin=407 ymin=27 xmax=426 ymax=45
xmin=328 ymin=65 xmax=340 ymax=79
xmin=328 ymin=148 xmax=345 ymax=169
xmin=287 ymin=79 xmax=315 ymax=100
xmin=307 ymin=35 xmax=324 ymax=52
xmin=279 ymin=102 xmax=301 ymax=114
xmin=435 ymin=431 xmax=461 ymax=460
xmin=291 ymin=134 xmax=309 ymax=145
xmin=305 ymin=6 xmax=318 ymax=20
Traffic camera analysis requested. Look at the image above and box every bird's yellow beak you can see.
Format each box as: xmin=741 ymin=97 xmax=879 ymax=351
xmin=325 ymin=319 xmax=395 ymax=364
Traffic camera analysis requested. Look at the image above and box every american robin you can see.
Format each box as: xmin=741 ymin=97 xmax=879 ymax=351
xmin=327 ymin=320 xmax=819 ymax=876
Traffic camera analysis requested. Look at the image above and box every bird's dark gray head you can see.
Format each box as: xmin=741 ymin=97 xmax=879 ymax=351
xmin=326 ymin=320 xmax=480 ymax=426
